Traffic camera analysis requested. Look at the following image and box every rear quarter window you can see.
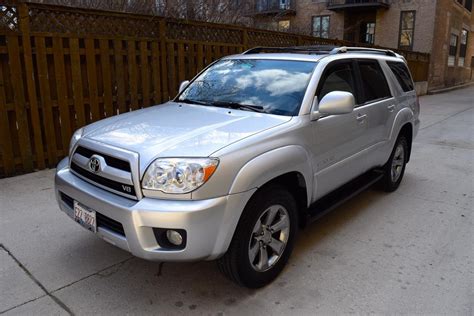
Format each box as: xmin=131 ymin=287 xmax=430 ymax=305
xmin=387 ymin=61 xmax=414 ymax=92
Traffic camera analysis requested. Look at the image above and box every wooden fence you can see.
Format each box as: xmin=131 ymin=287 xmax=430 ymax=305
xmin=0 ymin=2 xmax=430 ymax=177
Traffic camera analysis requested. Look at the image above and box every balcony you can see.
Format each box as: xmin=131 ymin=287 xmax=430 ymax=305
xmin=246 ymin=0 xmax=296 ymax=17
xmin=327 ymin=0 xmax=390 ymax=11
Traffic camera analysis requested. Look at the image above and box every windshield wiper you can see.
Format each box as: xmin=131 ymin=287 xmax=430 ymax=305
xmin=210 ymin=101 xmax=266 ymax=113
xmin=178 ymin=99 xmax=266 ymax=113
xmin=178 ymin=98 xmax=210 ymax=106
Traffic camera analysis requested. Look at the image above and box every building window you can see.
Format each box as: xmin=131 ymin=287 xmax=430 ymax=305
xmin=278 ymin=20 xmax=290 ymax=32
xmin=448 ymin=34 xmax=458 ymax=66
xmin=465 ymin=0 xmax=472 ymax=11
xmin=312 ymin=15 xmax=330 ymax=38
xmin=398 ymin=11 xmax=416 ymax=50
xmin=459 ymin=29 xmax=468 ymax=66
xmin=280 ymin=0 xmax=290 ymax=10
xmin=364 ymin=22 xmax=376 ymax=45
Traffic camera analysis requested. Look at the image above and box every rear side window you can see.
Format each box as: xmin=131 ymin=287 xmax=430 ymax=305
xmin=358 ymin=60 xmax=391 ymax=103
xmin=387 ymin=61 xmax=414 ymax=92
xmin=318 ymin=62 xmax=357 ymax=103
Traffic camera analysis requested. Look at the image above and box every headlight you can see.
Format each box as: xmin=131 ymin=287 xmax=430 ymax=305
xmin=69 ymin=128 xmax=83 ymax=156
xmin=142 ymin=158 xmax=219 ymax=194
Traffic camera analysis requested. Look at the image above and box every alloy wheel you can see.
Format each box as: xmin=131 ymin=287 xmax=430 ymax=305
xmin=391 ymin=143 xmax=405 ymax=182
xmin=248 ymin=204 xmax=290 ymax=272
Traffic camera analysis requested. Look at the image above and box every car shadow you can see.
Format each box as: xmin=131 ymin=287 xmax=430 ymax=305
xmin=291 ymin=188 xmax=389 ymax=261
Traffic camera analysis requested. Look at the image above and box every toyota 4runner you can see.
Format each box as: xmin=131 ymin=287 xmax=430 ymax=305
xmin=55 ymin=46 xmax=420 ymax=288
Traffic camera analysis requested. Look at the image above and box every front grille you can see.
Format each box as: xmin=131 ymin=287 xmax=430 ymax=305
xmin=60 ymin=192 xmax=125 ymax=237
xmin=75 ymin=146 xmax=131 ymax=172
xmin=70 ymin=162 xmax=136 ymax=198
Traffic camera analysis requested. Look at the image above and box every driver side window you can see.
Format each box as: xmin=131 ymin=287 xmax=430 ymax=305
xmin=317 ymin=62 xmax=357 ymax=105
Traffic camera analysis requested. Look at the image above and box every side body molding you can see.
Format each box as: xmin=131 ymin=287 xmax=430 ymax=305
xmin=229 ymin=145 xmax=313 ymax=207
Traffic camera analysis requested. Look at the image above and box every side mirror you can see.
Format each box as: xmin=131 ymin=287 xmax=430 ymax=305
xmin=315 ymin=91 xmax=355 ymax=117
xmin=179 ymin=80 xmax=190 ymax=93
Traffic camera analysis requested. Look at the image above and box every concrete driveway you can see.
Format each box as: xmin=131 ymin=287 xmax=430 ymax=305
xmin=1 ymin=86 xmax=473 ymax=315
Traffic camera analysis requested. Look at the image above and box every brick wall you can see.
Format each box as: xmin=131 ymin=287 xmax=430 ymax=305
xmin=291 ymin=0 xmax=344 ymax=38
xmin=429 ymin=0 xmax=474 ymax=89
xmin=250 ymin=0 xmax=473 ymax=89
xmin=375 ymin=0 xmax=437 ymax=53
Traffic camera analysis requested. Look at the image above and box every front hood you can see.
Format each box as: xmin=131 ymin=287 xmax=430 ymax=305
xmin=82 ymin=102 xmax=291 ymax=170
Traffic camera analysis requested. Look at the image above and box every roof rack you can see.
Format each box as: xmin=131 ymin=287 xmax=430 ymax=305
xmin=242 ymin=45 xmax=400 ymax=57
xmin=242 ymin=45 xmax=337 ymax=55
xmin=330 ymin=46 xmax=399 ymax=57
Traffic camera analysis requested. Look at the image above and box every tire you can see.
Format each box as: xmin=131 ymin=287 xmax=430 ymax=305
xmin=381 ymin=135 xmax=408 ymax=192
xmin=217 ymin=185 xmax=298 ymax=288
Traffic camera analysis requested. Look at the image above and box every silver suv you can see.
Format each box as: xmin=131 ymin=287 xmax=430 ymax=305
xmin=55 ymin=46 xmax=420 ymax=288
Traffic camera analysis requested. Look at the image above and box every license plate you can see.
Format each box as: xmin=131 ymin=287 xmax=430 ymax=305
xmin=73 ymin=201 xmax=97 ymax=233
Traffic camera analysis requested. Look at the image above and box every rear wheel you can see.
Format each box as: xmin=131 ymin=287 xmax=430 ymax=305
xmin=217 ymin=185 xmax=297 ymax=288
xmin=381 ymin=135 xmax=408 ymax=192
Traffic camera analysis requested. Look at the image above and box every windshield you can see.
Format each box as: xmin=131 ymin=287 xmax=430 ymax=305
xmin=177 ymin=59 xmax=317 ymax=116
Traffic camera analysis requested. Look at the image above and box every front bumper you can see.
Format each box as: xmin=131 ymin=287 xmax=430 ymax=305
xmin=55 ymin=158 xmax=255 ymax=261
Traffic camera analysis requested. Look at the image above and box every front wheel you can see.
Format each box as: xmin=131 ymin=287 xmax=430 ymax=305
xmin=381 ymin=135 xmax=408 ymax=192
xmin=217 ymin=185 xmax=297 ymax=288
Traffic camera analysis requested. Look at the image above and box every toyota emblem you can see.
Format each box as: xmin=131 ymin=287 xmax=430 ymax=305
xmin=88 ymin=157 xmax=101 ymax=173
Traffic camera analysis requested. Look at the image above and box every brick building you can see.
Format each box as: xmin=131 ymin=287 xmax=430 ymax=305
xmin=247 ymin=0 xmax=474 ymax=91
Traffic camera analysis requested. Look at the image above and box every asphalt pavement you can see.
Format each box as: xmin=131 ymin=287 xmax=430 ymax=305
xmin=1 ymin=86 xmax=473 ymax=315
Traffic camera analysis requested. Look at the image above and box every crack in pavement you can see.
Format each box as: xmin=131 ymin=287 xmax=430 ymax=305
xmin=0 ymin=254 xmax=134 ymax=315
xmin=50 ymin=256 xmax=134 ymax=294
xmin=413 ymin=140 xmax=474 ymax=151
xmin=0 ymin=244 xmax=74 ymax=315
xmin=419 ymin=106 xmax=473 ymax=131
xmin=156 ymin=262 xmax=165 ymax=277
xmin=0 ymin=294 xmax=49 ymax=315
xmin=392 ymin=190 xmax=473 ymax=213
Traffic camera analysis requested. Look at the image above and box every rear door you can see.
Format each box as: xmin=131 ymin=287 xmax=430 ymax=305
xmin=385 ymin=60 xmax=417 ymax=132
xmin=311 ymin=60 xmax=370 ymax=199
xmin=355 ymin=59 xmax=394 ymax=168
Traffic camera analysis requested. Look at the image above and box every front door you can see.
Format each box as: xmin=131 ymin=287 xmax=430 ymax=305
xmin=310 ymin=60 xmax=370 ymax=200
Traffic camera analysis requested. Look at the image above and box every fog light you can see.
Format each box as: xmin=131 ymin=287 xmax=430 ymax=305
xmin=153 ymin=228 xmax=186 ymax=249
xmin=166 ymin=229 xmax=183 ymax=246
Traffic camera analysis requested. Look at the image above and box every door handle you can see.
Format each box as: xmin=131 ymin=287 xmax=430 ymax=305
xmin=356 ymin=114 xmax=367 ymax=122
xmin=387 ymin=104 xmax=396 ymax=112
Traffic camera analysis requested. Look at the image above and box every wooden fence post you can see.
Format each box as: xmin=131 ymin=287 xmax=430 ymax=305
xmin=0 ymin=53 xmax=15 ymax=175
xmin=243 ymin=29 xmax=249 ymax=51
xmin=18 ymin=3 xmax=45 ymax=170
xmin=159 ymin=19 xmax=169 ymax=100
xmin=297 ymin=35 xmax=303 ymax=46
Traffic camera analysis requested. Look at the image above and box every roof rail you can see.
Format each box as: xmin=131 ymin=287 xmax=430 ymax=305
xmin=242 ymin=45 xmax=402 ymax=58
xmin=331 ymin=46 xmax=399 ymax=57
xmin=242 ymin=45 xmax=338 ymax=55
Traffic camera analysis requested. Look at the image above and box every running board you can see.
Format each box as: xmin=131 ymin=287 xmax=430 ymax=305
xmin=306 ymin=170 xmax=384 ymax=223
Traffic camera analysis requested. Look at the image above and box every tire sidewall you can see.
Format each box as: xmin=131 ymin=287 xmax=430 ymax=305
xmin=384 ymin=136 xmax=408 ymax=191
xmin=235 ymin=186 xmax=298 ymax=288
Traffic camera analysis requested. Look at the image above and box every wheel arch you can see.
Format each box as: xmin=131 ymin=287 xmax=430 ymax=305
xmin=387 ymin=108 xmax=415 ymax=163
xmin=398 ymin=122 xmax=413 ymax=162
xmin=255 ymin=171 xmax=308 ymax=228
xmin=229 ymin=145 xmax=313 ymax=227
